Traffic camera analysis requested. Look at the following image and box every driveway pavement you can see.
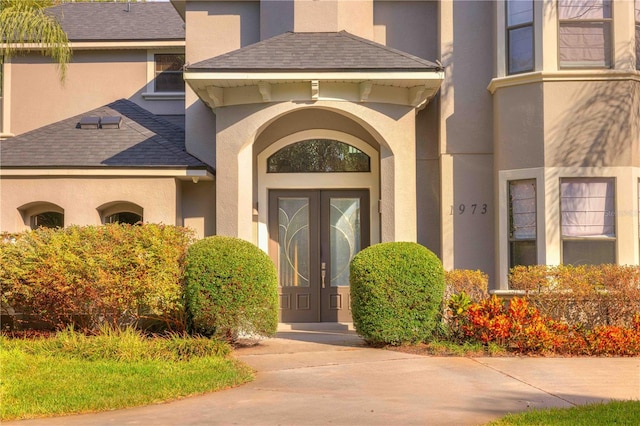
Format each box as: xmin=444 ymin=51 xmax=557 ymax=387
xmin=6 ymin=326 xmax=640 ymax=426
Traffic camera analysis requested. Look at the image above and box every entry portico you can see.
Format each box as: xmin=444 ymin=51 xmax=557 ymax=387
xmin=184 ymin=31 xmax=443 ymax=321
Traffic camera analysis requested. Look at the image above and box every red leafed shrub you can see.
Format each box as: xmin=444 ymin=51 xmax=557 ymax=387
xmin=462 ymin=297 xmax=640 ymax=356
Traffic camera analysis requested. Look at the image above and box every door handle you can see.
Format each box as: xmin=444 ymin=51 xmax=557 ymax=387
xmin=321 ymin=262 xmax=326 ymax=288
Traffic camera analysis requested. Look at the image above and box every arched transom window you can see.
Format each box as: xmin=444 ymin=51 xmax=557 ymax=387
xmin=267 ymin=139 xmax=371 ymax=173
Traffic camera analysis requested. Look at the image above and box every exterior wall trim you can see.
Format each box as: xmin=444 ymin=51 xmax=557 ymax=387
xmin=488 ymin=70 xmax=640 ymax=94
xmin=0 ymin=168 xmax=213 ymax=180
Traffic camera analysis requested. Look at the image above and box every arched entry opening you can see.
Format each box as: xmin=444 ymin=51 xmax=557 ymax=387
xmin=256 ymin=127 xmax=380 ymax=323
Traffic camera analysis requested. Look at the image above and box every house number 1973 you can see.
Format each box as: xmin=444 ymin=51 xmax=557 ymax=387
xmin=449 ymin=203 xmax=488 ymax=215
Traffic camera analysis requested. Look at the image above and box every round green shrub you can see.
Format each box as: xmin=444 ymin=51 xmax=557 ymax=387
xmin=350 ymin=242 xmax=445 ymax=345
xmin=184 ymin=236 xmax=278 ymax=340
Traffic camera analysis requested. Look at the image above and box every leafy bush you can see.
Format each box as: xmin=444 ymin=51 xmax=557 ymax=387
xmin=509 ymin=264 xmax=640 ymax=328
xmin=462 ymin=296 xmax=640 ymax=356
xmin=444 ymin=269 xmax=489 ymax=302
xmin=184 ymin=236 xmax=278 ymax=340
xmin=1 ymin=225 xmax=193 ymax=331
xmin=350 ymin=242 xmax=445 ymax=345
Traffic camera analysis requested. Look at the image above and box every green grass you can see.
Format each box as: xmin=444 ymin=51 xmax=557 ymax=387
xmin=488 ymin=400 xmax=640 ymax=425
xmin=0 ymin=328 xmax=254 ymax=421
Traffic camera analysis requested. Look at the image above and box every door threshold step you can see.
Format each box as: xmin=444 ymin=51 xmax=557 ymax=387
xmin=278 ymin=322 xmax=355 ymax=332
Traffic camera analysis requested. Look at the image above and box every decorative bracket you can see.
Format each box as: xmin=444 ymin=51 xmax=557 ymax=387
xmin=206 ymin=85 xmax=224 ymax=108
xmin=409 ymin=85 xmax=429 ymax=109
xmin=359 ymin=81 xmax=373 ymax=102
xmin=311 ymin=80 xmax=319 ymax=100
xmin=258 ymin=82 xmax=272 ymax=102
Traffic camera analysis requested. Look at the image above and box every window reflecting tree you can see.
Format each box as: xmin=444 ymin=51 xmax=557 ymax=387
xmin=268 ymin=139 xmax=370 ymax=173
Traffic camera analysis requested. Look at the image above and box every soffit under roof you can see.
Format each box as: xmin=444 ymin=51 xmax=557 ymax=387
xmin=185 ymin=31 xmax=444 ymax=109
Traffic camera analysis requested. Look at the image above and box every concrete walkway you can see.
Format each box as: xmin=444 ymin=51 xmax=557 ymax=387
xmin=7 ymin=328 xmax=640 ymax=426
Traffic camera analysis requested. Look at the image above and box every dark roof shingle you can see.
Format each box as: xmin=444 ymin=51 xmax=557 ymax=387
xmin=0 ymin=100 xmax=207 ymax=170
xmin=46 ymin=2 xmax=184 ymax=41
xmin=188 ymin=31 xmax=440 ymax=72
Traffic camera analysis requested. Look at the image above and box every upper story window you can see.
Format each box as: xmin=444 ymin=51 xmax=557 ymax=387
xmin=267 ymin=139 xmax=371 ymax=173
xmin=506 ymin=0 xmax=534 ymax=74
xmin=154 ymin=54 xmax=185 ymax=93
xmin=558 ymin=0 xmax=612 ymax=69
xmin=636 ymin=0 xmax=640 ymax=69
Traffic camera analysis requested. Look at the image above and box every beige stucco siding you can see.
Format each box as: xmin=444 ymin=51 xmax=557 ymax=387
xmin=493 ymin=83 xmax=545 ymax=171
xmin=7 ymin=51 xmax=184 ymax=136
xmin=0 ymin=177 xmax=178 ymax=232
xmin=181 ymin=179 xmax=216 ymax=238
xmin=373 ymin=0 xmax=438 ymax=64
xmin=543 ymin=80 xmax=640 ymax=168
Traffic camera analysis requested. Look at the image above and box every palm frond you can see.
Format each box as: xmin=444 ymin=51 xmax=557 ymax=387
xmin=0 ymin=0 xmax=70 ymax=79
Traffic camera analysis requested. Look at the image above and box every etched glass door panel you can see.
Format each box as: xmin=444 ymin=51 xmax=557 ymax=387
xmin=321 ymin=191 xmax=369 ymax=322
xmin=329 ymin=198 xmax=361 ymax=287
xmin=269 ymin=191 xmax=320 ymax=323
xmin=278 ymin=198 xmax=310 ymax=287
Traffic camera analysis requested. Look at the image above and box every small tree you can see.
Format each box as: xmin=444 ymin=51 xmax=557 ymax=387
xmin=350 ymin=242 xmax=445 ymax=345
xmin=184 ymin=236 xmax=278 ymax=340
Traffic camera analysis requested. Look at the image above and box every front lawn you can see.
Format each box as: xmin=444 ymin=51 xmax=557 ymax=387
xmin=488 ymin=400 xmax=640 ymax=425
xmin=0 ymin=329 xmax=254 ymax=421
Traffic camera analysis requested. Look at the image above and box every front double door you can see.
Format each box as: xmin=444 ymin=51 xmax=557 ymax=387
xmin=269 ymin=189 xmax=370 ymax=322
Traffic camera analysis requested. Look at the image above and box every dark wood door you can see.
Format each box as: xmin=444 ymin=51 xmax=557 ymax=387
xmin=269 ymin=189 xmax=370 ymax=323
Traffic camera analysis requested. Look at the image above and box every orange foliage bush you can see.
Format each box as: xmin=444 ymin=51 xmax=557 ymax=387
xmin=462 ymin=296 xmax=640 ymax=356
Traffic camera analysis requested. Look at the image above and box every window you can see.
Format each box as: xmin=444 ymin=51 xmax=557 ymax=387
xmin=267 ymin=140 xmax=371 ymax=173
xmin=636 ymin=0 xmax=640 ymax=69
xmin=106 ymin=212 xmax=142 ymax=225
xmin=509 ymin=180 xmax=537 ymax=267
xmin=154 ymin=54 xmax=185 ymax=93
xmin=558 ymin=0 xmax=612 ymax=69
xmin=561 ymin=178 xmax=615 ymax=265
xmin=30 ymin=211 xmax=64 ymax=229
xmin=506 ymin=0 xmax=534 ymax=74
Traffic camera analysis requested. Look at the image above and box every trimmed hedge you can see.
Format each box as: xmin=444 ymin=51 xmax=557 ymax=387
xmin=184 ymin=236 xmax=278 ymax=340
xmin=1 ymin=224 xmax=193 ymax=331
xmin=509 ymin=264 xmax=640 ymax=328
xmin=350 ymin=242 xmax=445 ymax=345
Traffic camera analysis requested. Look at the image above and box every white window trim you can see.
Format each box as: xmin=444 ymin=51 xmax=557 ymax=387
xmin=142 ymin=50 xmax=185 ymax=101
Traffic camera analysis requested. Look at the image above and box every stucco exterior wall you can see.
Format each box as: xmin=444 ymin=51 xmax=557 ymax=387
xmin=184 ymin=0 xmax=260 ymax=168
xmin=0 ymin=177 xmax=179 ymax=233
xmin=6 ymin=51 xmax=184 ymax=136
xmin=373 ymin=0 xmax=438 ymax=61
xmin=439 ymin=0 xmax=495 ymax=275
xmin=181 ymin=179 xmax=216 ymax=238
xmin=543 ymin=80 xmax=640 ymax=168
xmin=493 ymin=83 xmax=545 ymax=171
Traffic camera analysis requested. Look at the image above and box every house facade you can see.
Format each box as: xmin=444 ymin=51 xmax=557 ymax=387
xmin=1 ymin=0 xmax=639 ymax=323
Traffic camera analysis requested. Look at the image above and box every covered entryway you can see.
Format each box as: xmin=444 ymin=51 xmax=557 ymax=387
xmin=183 ymin=30 xmax=444 ymax=323
xmin=269 ymin=189 xmax=370 ymax=323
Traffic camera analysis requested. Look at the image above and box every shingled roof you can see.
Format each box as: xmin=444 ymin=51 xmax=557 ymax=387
xmin=0 ymin=100 xmax=208 ymax=170
xmin=45 ymin=2 xmax=184 ymax=42
xmin=188 ymin=31 xmax=441 ymax=72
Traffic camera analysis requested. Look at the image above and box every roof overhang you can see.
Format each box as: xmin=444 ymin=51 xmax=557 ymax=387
xmin=184 ymin=70 xmax=444 ymax=110
xmin=0 ymin=167 xmax=214 ymax=181
xmin=2 ymin=40 xmax=185 ymax=51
